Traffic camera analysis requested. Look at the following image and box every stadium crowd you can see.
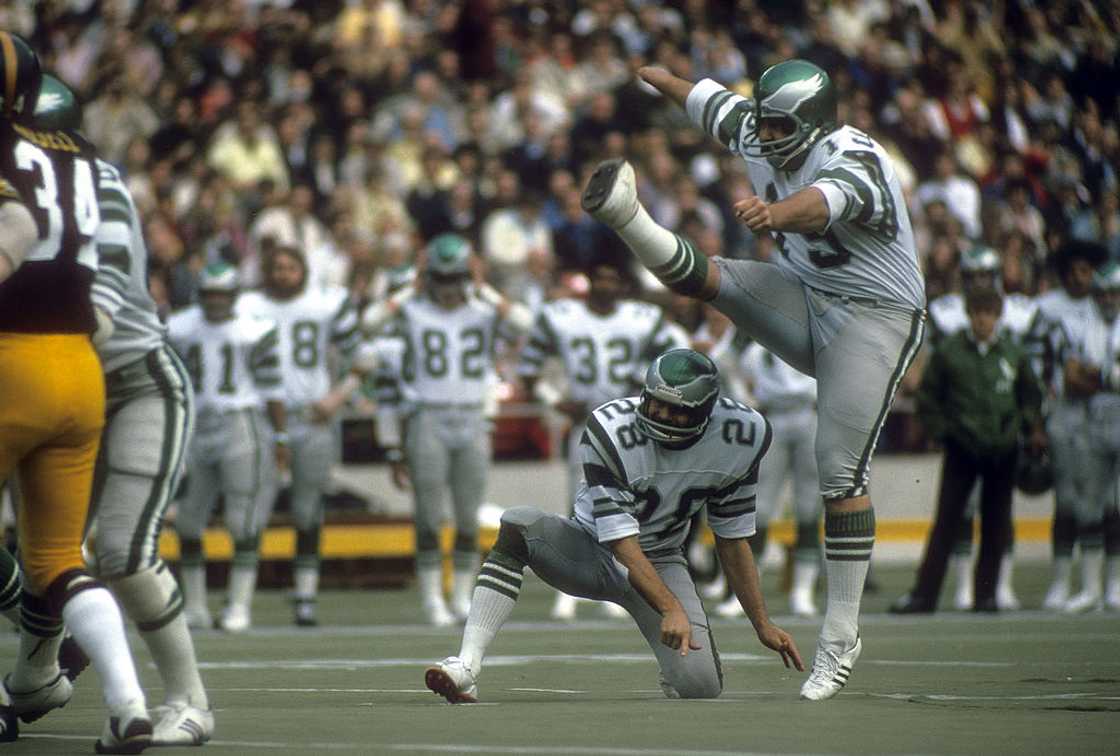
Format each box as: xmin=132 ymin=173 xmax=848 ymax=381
xmin=2 ymin=0 xmax=1115 ymax=319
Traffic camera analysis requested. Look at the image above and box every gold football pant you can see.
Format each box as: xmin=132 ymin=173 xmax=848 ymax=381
xmin=0 ymin=333 xmax=104 ymax=594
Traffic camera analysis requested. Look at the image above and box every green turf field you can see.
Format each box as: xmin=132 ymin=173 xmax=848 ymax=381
xmin=4 ymin=563 xmax=1118 ymax=755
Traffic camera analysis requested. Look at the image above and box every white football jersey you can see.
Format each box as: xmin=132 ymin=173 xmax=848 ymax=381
xmin=238 ymin=287 xmax=359 ymax=405
xmin=575 ymin=395 xmax=770 ymax=554
xmin=685 ymin=78 xmax=925 ymax=310
xmin=1081 ymin=306 xmax=1120 ymax=420
xmin=518 ymin=299 xmax=687 ymax=408
xmin=167 ymin=306 xmax=281 ymax=412
xmin=1031 ymin=289 xmax=1096 ymax=396
xmin=395 ymin=295 xmax=505 ymax=405
xmin=91 ymin=160 xmax=166 ymax=373
xmin=927 ymin=291 xmax=1038 ymax=343
xmin=740 ymin=342 xmax=817 ymax=409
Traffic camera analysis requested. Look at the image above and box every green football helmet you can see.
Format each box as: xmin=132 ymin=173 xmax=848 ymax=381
xmin=33 ymin=73 xmax=82 ymax=131
xmin=636 ymin=349 xmax=721 ymax=444
xmin=426 ymin=233 xmax=472 ymax=295
xmin=0 ymin=31 xmax=42 ymax=123
xmin=198 ymin=262 xmax=240 ymax=322
xmin=745 ymin=59 xmax=838 ymax=172
xmin=959 ymin=245 xmax=1002 ymax=293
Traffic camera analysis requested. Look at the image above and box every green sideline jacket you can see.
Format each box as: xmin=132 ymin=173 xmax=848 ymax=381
xmin=917 ymin=331 xmax=1045 ymax=459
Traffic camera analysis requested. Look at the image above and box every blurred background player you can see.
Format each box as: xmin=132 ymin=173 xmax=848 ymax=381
xmin=1029 ymin=241 xmax=1107 ymax=610
xmin=239 ymin=244 xmax=361 ymax=627
xmin=425 ymin=349 xmax=802 ymax=704
xmin=31 ymin=71 xmax=214 ymax=744
xmin=168 ymin=262 xmax=288 ymax=633
xmin=362 ymin=234 xmax=532 ymax=625
xmin=713 ymin=342 xmax=821 ymax=619
xmin=517 ymin=262 xmax=688 ymax=620
xmin=0 ymin=31 xmax=152 ymax=752
xmin=1059 ymin=261 xmax=1120 ymax=612
xmin=926 ymin=245 xmax=1038 ymax=610
xmin=891 ymin=287 xmax=1045 ymax=614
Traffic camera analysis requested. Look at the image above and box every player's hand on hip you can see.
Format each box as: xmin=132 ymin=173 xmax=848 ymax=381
xmin=661 ymin=607 xmax=702 ymax=656
xmin=756 ymin=623 xmax=804 ymax=671
xmin=733 ymin=197 xmax=773 ymax=234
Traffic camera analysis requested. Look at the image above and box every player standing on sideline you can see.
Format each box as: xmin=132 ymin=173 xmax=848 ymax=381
xmin=714 ymin=342 xmax=821 ymax=619
xmin=168 ymin=262 xmax=288 ymax=633
xmin=29 ymin=72 xmax=214 ymax=745
xmin=1058 ymin=261 xmax=1120 ymax=612
xmin=424 ymin=349 xmax=802 ymax=703
xmin=0 ymin=32 xmax=153 ymax=751
xmin=925 ymin=245 xmax=1037 ymax=611
xmin=239 ymin=245 xmax=361 ymax=627
xmin=582 ymin=59 xmax=925 ymax=700
xmin=518 ymin=262 xmax=688 ymax=620
xmin=361 ymin=235 xmax=534 ymax=625
xmin=1029 ymin=241 xmax=1105 ymax=610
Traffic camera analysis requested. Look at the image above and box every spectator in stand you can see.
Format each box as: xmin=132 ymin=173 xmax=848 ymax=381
xmin=481 ymin=188 xmax=554 ymax=295
xmin=208 ymin=100 xmax=290 ymax=195
xmin=917 ymin=151 xmax=983 ymax=242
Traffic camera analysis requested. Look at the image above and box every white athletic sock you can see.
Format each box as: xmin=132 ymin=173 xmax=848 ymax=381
xmin=1078 ymin=549 xmax=1104 ymax=598
xmin=109 ymin=565 xmax=208 ymax=708
xmin=62 ymin=587 xmax=145 ymax=710
xmin=227 ymin=565 xmax=258 ymax=613
xmin=459 ymin=556 xmax=523 ymax=678
xmin=996 ymin=553 xmax=1016 ymax=595
xmin=10 ymin=592 xmax=63 ymax=689
xmin=293 ymin=566 xmax=319 ymax=601
xmin=1051 ymin=556 xmax=1073 ymax=587
xmin=793 ymin=560 xmax=819 ymax=596
xmin=821 ymin=509 xmax=875 ymax=652
xmin=614 ymin=202 xmax=679 ymax=269
xmin=180 ymin=564 xmax=207 ymax=615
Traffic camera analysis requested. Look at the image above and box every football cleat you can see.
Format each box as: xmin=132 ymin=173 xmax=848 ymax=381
xmin=1042 ymin=579 xmax=1071 ymax=611
xmin=424 ymin=657 xmax=478 ymax=704
xmin=151 ymin=702 xmax=214 ymax=746
xmin=995 ymin=584 xmax=1021 ymax=611
xmin=58 ymin=633 xmax=90 ymax=682
xmin=423 ymin=597 xmax=456 ymax=627
xmin=581 ymin=159 xmax=639 ymax=229
xmin=4 ymin=672 xmax=72 ymax=723
xmin=217 ymin=605 xmax=251 ymax=633
xmin=1063 ymin=590 xmax=1103 ymax=614
xmin=714 ymin=594 xmax=745 ymax=618
xmin=600 ymin=601 xmax=629 ymax=619
xmin=183 ymin=605 xmax=213 ymax=631
xmin=789 ymin=588 xmax=818 ymax=618
xmin=95 ymin=700 xmax=152 ymax=754
xmin=550 ymin=592 xmax=578 ymax=622
xmin=698 ymin=573 xmax=728 ymax=601
xmin=293 ymin=598 xmax=318 ymax=627
xmin=800 ymin=636 xmax=861 ymax=702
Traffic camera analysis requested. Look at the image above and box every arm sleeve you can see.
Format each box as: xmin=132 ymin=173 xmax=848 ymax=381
xmin=517 ymin=310 xmax=559 ymax=379
xmin=684 ymin=77 xmax=754 ymax=155
xmin=249 ymin=323 xmax=284 ymax=400
xmin=813 ymin=150 xmax=900 ymax=238
xmin=90 ymin=218 xmax=132 ymax=318
xmin=578 ymin=415 xmax=640 ymax=543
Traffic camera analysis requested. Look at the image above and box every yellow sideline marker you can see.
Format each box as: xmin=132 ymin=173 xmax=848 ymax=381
xmin=157 ymin=518 xmax=1052 ymax=561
